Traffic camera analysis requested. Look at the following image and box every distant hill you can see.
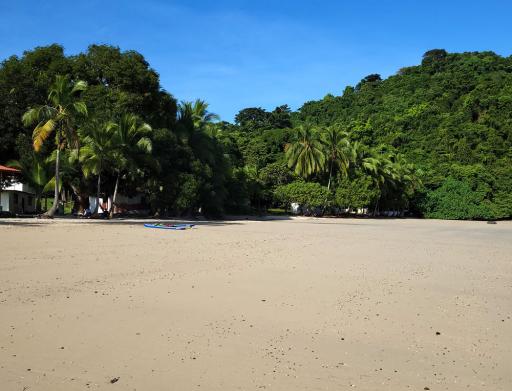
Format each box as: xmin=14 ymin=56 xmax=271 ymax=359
xmin=296 ymin=50 xmax=512 ymax=219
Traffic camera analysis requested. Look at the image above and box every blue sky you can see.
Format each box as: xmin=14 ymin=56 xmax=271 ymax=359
xmin=1 ymin=1 xmax=511 ymax=121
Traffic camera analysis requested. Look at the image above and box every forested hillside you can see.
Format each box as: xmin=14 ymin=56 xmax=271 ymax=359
xmin=296 ymin=49 xmax=512 ymax=219
xmin=1 ymin=46 xmax=511 ymax=219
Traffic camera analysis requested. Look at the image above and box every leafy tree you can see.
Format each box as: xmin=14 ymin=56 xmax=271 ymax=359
xmin=238 ymin=127 xmax=290 ymax=169
xmin=422 ymin=49 xmax=448 ymax=65
xmin=234 ymin=105 xmax=291 ymax=131
xmin=274 ymin=181 xmax=332 ymax=212
xmin=0 ymin=45 xmax=71 ymax=162
xmin=259 ymin=162 xmax=294 ymax=189
xmin=235 ymin=107 xmax=269 ymax=130
xmin=421 ymin=177 xmax=494 ymax=220
xmin=335 ymin=176 xmax=379 ymax=211
xmin=72 ymin=44 xmax=177 ymax=129
xmin=269 ymin=105 xmax=292 ymax=129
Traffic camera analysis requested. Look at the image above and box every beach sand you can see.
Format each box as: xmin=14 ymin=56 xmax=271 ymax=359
xmin=0 ymin=217 xmax=511 ymax=390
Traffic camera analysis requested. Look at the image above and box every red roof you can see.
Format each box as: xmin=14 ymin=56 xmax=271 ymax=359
xmin=0 ymin=165 xmax=21 ymax=174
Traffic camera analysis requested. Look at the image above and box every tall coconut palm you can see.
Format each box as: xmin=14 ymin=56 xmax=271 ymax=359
xmin=49 ymin=148 xmax=88 ymax=213
xmin=109 ymin=114 xmax=152 ymax=217
xmin=321 ymin=126 xmax=351 ymax=190
xmin=384 ymin=153 xmax=423 ymax=210
xmin=22 ymin=75 xmax=87 ymax=217
xmin=177 ymin=100 xmax=219 ymax=165
xmin=178 ymin=99 xmax=220 ymax=130
xmin=78 ymin=121 xmax=115 ymax=216
xmin=285 ymin=124 xmax=325 ymax=179
xmin=360 ymin=147 xmax=407 ymax=214
xmin=349 ymin=141 xmax=366 ymax=166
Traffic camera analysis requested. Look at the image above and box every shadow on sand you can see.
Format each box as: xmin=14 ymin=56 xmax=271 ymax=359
xmin=0 ymin=214 xmax=294 ymax=228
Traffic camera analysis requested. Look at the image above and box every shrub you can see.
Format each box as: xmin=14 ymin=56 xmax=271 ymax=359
xmin=335 ymin=177 xmax=379 ymax=210
xmin=274 ymin=181 xmax=331 ymax=209
xmin=421 ymin=177 xmax=495 ymax=220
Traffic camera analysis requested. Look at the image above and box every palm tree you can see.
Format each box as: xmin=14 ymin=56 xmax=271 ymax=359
xmin=285 ymin=124 xmax=325 ymax=179
xmin=361 ymin=153 xmax=389 ymax=215
xmin=78 ymin=121 xmax=115 ymax=216
xmin=177 ymin=100 xmax=220 ymax=165
xmin=178 ymin=99 xmax=220 ymax=130
xmin=6 ymin=155 xmax=50 ymax=213
xmin=359 ymin=147 xmax=416 ymax=215
xmin=321 ymin=126 xmax=351 ymax=190
xmin=383 ymin=153 xmax=422 ymax=212
xmin=109 ymin=114 xmax=152 ymax=217
xmin=22 ymin=75 xmax=87 ymax=217
xmin=49 ymin=148 xmax=87 ymax=213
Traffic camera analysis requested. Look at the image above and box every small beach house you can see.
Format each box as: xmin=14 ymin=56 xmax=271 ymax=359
xmin=0 ymin=165 xmax=36 ymax=215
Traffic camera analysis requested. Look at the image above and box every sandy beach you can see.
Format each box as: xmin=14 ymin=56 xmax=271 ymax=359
xmin=0 ymin=217 xmax=511 ymax=390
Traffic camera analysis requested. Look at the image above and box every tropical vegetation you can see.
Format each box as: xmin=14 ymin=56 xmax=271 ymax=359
xmin=0 ymin=45 xmax=511 ymax=219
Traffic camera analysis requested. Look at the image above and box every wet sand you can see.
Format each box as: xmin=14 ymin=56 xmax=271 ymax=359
xmin=0 ymin=217 xmax=511 ymax=390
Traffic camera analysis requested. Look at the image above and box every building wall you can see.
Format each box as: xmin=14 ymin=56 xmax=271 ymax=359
xmin=3 ymin=182 xmax=34 ymax=193
xmin=0 ymin=191 xmax=36 ymax=214
xmin=0 ymin=192 xmax=10 ymax=212
xmin=88 ymin=196 xmax=109 ymax=213
xmin=87 ymin=194 xmax=147 ymax=214
xmin=1 ymin=180 xmax=37 ymax=214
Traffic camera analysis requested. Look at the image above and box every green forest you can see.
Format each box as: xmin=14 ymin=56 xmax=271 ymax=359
xmin=1 ymin=45 xmax=511 ymax=219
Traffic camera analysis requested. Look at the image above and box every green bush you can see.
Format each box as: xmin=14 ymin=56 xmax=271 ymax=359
xmin=174 ymin=174 xmax=200 ymax=212
xmin=274 ymin=181 xmax=331 ymax=208
xmin=421 ymin=178 xmax=495 ymax=220
xmin=335 ymin=177 xmax=379 ymax=210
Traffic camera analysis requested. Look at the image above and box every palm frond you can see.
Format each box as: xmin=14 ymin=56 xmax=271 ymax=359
xmin=136 ymin=137 xmax=152 ymax=153
xmin=71 ymin=80 xmax=88 ymax=94
xmin=68 ymin=148 xmax=80 ymax=163
xmin=33 ymin=119 xmax=57 ymax=151
xmin=73 ymin=101 xmax=88 ymax=117
xmin=31 ymin=161 xmax=48 ymax=187
xmin=43 ymin=176 xmax=62 ymax=194
xmin=137 ymin=122 xmax=152 ymax=135
xmin=22 ymin=108 xmax=41 ymax=126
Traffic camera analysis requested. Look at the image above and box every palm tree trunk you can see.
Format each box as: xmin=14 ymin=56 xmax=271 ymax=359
xmin=36 ymin=194 xmax=41 ymax=213
xmin=373 ymin=196 xmax=380 ymax=217
xmin=93 ymin=172 xmax=101 ymax=216
xmin=45 ymin=146 xmax=60 ymax=217
xmin=69 ymin=183 xmax=89 ymax=214
xmin=322 ymin=159 xmax=334 ymax=214
xmin=110 ymin=171 xmax=120 ymax=219
xmin=327 ymin=160 xmax=334 ymax=191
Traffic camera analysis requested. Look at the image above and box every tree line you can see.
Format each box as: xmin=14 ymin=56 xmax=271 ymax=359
xmin=0 ymin=45 xmax=510 ymax=219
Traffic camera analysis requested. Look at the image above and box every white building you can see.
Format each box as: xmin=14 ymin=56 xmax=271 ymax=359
xmin=0 ymin=165 xmax=36 ymax=214
xmin=87 ymin=193 xmax=147 ymax=215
